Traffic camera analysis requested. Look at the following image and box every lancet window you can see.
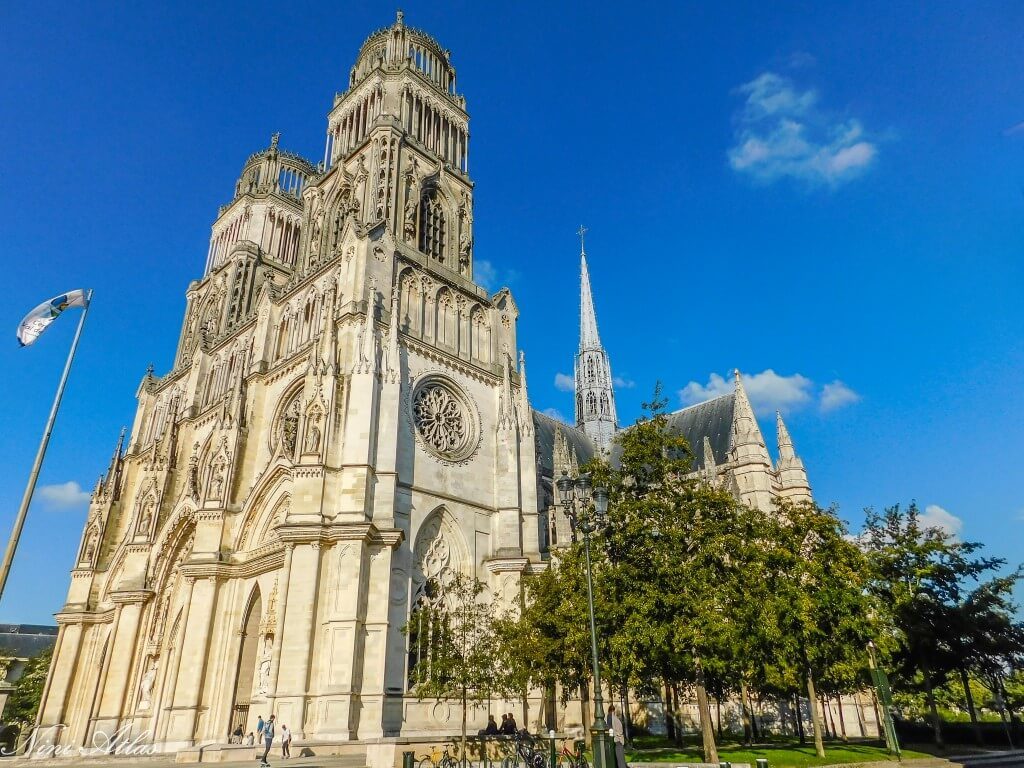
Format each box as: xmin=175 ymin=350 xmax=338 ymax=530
xmin=419 ymin=191 xmax=447 ymax=263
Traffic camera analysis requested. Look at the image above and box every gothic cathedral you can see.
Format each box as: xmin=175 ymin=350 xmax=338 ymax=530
xmin=40 ymin=13 xmax=815 ymax=759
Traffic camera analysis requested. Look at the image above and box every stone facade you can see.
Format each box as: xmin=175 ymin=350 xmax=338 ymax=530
xmin=39 ymin=12 xmax=827 ymax=756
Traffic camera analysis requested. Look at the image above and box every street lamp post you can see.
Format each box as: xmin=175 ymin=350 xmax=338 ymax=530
xmin=867 ymin=641 xmax=901 ymax=758
xmin=557 ymin=470 xmax=613 ymax=768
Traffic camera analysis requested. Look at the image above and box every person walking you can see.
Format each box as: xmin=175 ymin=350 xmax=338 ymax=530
xmin=259 ymin=714 xmax=276 ymax=766
xmin=607 ymin=705 xmax=627 ymax=768
xmin=280 ymin=724 xmax=291 ymax=759
xmin=256 ymin=715 xmax=265 ymax=741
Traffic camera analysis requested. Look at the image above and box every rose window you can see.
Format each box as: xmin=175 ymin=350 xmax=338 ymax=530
xmin=410 ymin=377 xmax=478 ymax=461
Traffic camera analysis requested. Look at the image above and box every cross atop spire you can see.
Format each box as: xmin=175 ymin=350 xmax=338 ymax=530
xmin=577 ymin=225 xmax=588 ymax=255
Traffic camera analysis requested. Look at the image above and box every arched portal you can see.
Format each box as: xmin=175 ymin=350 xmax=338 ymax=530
xmin=228 ymin=586 xmax=262 ymax=739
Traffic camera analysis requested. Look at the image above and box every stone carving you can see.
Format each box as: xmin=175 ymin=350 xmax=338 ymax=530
xmin=412 ymin=515 xmax=459 ymax=604
xmin=137 ymin=498 xmax=154 ymax=537
xmin=209 ymin=457 xmax=227 ymax=502
xmin=278 ymin=393 xmax=302 ymax=456
xmin=255 ymin=635 xmax=273 ymax=696
xmin=82 ymin=527 xmax=99 ymax=565
xmin=186 ymin=447 xmax=200 ymax=502
xmin=413 ymin=384 xmax=466 ymax=457
xmin=138 ymin=659 xmax=157 ymax=711
xmin=304 ymin=410 xmax=322 ymax=453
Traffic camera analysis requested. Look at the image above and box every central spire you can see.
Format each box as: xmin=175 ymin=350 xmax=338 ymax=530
xmin=578 ymin=225 xmax=601 ymax=351
xmin=574 ymin=227 xmax=617 ymax=453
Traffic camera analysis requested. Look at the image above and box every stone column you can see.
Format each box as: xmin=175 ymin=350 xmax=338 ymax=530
xmin=272 ymin=541 xmax=323 ymax=738
xmin=36 ymin=621 xmax=84 ymax=748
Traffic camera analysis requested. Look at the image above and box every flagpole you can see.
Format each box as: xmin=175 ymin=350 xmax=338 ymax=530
xmin=0 ymin=289 xmax=93 ymax=605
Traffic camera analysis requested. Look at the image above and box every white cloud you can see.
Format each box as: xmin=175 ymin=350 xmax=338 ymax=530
xmin=474 ymin=260 xmax=498 ymax=289
xmin=613 ymin=376 xmax=635 ymax=389
xmin=680 ymin=369 xmax=813 ymax=416
xmin=919 ymin=504 xmax=963 ymax=537
xmin=680 ymin=370 xmax=860 ymax=416
xmin=820 ymin=379 xmax=861 ymax=412
xmin=728 ymin=71 xmax=878 ymax=187
xmin=1004 ymin=122 xmax=1024 ymax=137
xmin=541 ymin=408 xmax=568 ymax=424
xmin=38 ymin=481 xmax=90 ymax=509
xmin=473 ymin=260 xmax=518 ymax=291
xmin=554 ymin=373 xmax=574 ymax=392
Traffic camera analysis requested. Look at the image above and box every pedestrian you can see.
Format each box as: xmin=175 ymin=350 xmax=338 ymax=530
xmin=507 ymin=712 xmax=518 ymax=734
xmin=256 ymin=715 xmax=265 ymax=741
xmin=280 ymin=724 xmax=291 ymax=758
xmin=498 ymin=713 xmax=513 ymax=735
xmin=232 ymin=724 xmax=244 ymax=743
xmin=259 ymin=714 xmax=276 ymax=766
xmin=245 ymin=732 xmax=255 ymax=746
xmin=484 ymin=715 xmax=499 ymax=735
xmin=607 ymin=705 xmax=626 ymax=768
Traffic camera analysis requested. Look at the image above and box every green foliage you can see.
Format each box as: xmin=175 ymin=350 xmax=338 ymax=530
xmin=4 ymin=648 xmax=53 ymax=727
xmin=405 ymin=573 xmax=510 ymax=759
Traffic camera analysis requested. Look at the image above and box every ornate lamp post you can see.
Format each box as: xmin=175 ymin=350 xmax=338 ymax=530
xmin=557 ymin=470 xmax=613 ymax=768
xmin=867 ymin=641 xmax=901 ymax=758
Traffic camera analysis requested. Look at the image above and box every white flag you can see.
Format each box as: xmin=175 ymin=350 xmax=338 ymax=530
xmin=16 ymin=290 xmax=90 ymax=347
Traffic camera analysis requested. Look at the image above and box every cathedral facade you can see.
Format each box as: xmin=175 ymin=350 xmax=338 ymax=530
xmin=38 ymin=13 xmax=822 ymax=757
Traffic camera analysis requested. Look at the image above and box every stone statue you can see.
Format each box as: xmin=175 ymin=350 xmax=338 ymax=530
xmin=256 ymin=636 xmax=273 ymax=696
xmin=138 ymin=659 xmax=157 ymax=711
xmin=210 ymin=462 xmax=225 ymax=500
xmin=304 ymin=412 xmax=322 ymax=453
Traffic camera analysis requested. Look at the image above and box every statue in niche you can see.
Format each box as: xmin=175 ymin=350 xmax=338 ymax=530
xmin=186 ymin=451 xmax=200 ymax=502
xmin=256 ymin=635 xmax=273 ymax=696
xmin=150 ymin=593 xmax=169 ymax=640
xmin=304 ymin=411 xmax=322 ymax=453
xmin=281 ymin=399 xmax=300 ymax=456
xmin=138 ymin=499 xmax=154 ymax=536
xmin=138 ymin=659 xmax=158 ymax=711
xmin=82 ymin=529 xmax=98 ymax=564
xmin=209 ymin=459 xmax=226 ymax=501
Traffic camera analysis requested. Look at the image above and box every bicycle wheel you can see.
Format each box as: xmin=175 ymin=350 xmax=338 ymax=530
xmin=417 ymin=757 xmax=434 ymax=768
xmin=531 ymin=753 xmax=546 ymax=768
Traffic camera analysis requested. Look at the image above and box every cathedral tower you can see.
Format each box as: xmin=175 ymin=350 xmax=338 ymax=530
xmin=574 ymin=228 xmax=617 ymax=452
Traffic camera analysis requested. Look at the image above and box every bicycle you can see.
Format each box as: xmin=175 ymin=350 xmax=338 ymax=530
xmin=417 ymin=745 xmax=458 ymax=768
xmin=512 ymin=731 xmax=546 ymax=768
xmin=558 ymin=740 xmax=588 ymax=768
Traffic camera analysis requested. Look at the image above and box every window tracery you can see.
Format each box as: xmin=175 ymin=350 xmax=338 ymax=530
xmin=419 ymin=190 xmax=447 ymax=262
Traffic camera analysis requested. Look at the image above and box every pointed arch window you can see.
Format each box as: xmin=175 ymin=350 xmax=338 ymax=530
xmin=587 ymin=358 xmax=596 ymax=382
xmin=586 ymin=392 xmax=597 ymax=415
xmin=419 ymin=190 xmax=447 ymax=263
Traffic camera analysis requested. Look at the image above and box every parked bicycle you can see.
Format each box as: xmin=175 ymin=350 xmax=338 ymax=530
xmin=417 ymin=744 xmax=459 ymax=768
xmin=558 ymin=740 xmax=588 ymax=768
xmin=512 ymin=731 xmax=546 ymax=768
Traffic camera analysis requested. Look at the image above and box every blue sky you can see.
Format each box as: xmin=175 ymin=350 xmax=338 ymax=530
xmin=1 ymin=1 xmax=1022 ymax=622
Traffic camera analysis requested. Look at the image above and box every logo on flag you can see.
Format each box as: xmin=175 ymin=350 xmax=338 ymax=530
xmin=17 ymin=290 xmax=91 ymax=347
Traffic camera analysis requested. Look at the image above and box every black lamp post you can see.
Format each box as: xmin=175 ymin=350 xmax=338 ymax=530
xmin=557 ymin=470 xmax=613 ymax=768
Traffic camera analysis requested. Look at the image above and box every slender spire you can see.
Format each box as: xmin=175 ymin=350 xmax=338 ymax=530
xmin=578 ymin=226 xmax=601 ymax=351
xmin=732 ymin=369 xmax=758 ymax=438
xmin=776 ymin=410 xmax=796 ymax=461
xmin=574 ymin=227 xmax=617 ymax=452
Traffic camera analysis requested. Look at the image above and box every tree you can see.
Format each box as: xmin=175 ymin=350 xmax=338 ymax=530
xmin=4 ymin=647 xmax=53 ymax=730
xmin=861 ymin=502 xmax=1017 ymax=748
xmin=406 ymin=573 xmax=509 ymax=764
xmin=769 ymin=501 xmax=878 ymax=758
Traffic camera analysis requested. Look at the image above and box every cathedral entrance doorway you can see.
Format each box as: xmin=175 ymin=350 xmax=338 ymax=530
xmin=228 ymin=587 xmax=262 ymax=739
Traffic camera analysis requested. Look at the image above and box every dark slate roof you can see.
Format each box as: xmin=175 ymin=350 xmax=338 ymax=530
xmin=665 ymin=393 xmax=736 ymax=471
xmin=0 ymin=624 xmax=58 ymax=659
xmin=532 ymin=410 xmax=597 ymax=511
xmin=610 ymin=393 xmax=735 ymax=472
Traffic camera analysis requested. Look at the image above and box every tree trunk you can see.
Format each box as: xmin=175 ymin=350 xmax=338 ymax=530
xmin=622 ymin=685 xmax=633 ymax=748
xmin=853 ymin=692 xmax=866 ymax=738
xmin=671 ymin=683 xmax=685 ymax=746
xmin=715 ymin=694 xmax=723 ymax=741
xmin=663 ymin=679 xmax=677 ymax=744
xmin=870 ymin=688 xmax=883 ymax=741
xmin=462 ymin=685 xmax=468 ymax=768
xmin=835 ymin=695 xmax=848 ymax=742
xmin=794 ymin=694 xmax=806 ymax=745
xmin=823 ymin=694 xmax=838 ymax=740
xmin=959 ymin=667 xmax=984 ymax=746
xmin=751 ymin=693 xmax=762 ymax=742
xmin=695 ymin=669 xmax=719 ymax=764
xmin=806 ymin=672 xmax=826 ymax=758
xmin=581 ymin=680 xmax=593 ymax=748
xmin=922 ymin=662 xmax=945 ymax=749
xmin=740 ymin=680 xmax=754 ymax=746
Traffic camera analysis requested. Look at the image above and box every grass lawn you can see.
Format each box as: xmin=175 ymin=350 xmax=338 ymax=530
xmin=625 ymin=737 xmax=932 ymax=767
